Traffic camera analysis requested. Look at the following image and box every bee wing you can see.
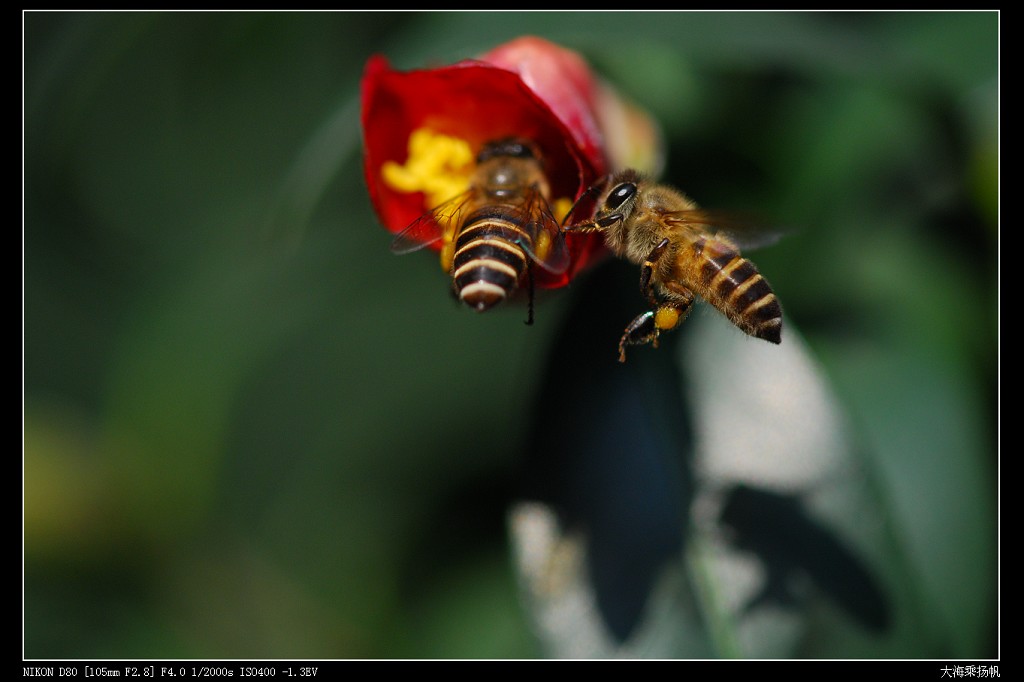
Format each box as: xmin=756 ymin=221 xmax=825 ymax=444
xmin=663 ymin=209 xmax=785 ymax=252
xmin=390 ymin=189 xmax=474 ymax=255
xmin=517 ymin=188 xmax=570 ymax=275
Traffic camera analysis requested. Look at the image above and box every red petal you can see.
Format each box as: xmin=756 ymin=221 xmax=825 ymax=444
xmin=481 ymin=36 xmax=606 ymax=175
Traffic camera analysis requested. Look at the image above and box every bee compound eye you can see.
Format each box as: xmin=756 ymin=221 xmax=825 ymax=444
xmin=606 ymin=183 xmax=636 ymax=210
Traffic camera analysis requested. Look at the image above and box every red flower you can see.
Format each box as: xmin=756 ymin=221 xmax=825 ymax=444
xmin=361 ymin=36 xmax=662 ymax=288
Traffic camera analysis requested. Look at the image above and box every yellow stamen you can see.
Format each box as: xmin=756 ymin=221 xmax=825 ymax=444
xmin=380 ymin=128 xmax=474 ymax=211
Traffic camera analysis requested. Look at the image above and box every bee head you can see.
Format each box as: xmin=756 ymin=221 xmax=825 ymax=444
xmin=476 ymin=138 xmax=539 ymax=164
xmin=594 ymin=169 xmax=645 ymax=225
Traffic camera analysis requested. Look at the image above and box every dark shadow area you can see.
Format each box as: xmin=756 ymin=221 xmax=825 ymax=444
xmin=719 ymin=483 xmax=891 ymax=633
xmin=521 ymin=260 xmax=694 ymax=642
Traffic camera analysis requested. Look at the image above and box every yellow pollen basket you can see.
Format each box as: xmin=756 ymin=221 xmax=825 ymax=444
xmin=654 ymin=306 xmax=682 ymax=331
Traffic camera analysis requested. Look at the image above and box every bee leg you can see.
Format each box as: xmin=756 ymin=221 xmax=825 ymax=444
xmin=618 ymin=311 xmax=658 ymax=363
xmin=617 ymin=238 xmax=684 ymax=362
xmin=525 ymin=262 xmax=535 ymax=326
xmin=618 ymin=299 xmax=693 ymax=363
xmin=562 ymin=211 xmax=624 ymax=234
xmin=639 ymin=238 xmax=672 ymax=304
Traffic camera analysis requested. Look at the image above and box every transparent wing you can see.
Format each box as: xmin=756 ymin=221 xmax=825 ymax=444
xmin=390 ymin=189 xmax=475 ymax=255
xmin=517 ymin=187 xmax=570 ymax=275
xmin=663 ymin=209 xmax=786 ymax=252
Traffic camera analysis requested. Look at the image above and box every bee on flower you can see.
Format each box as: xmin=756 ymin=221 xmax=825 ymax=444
xmin=361 ymin=36 xmax=663 ymax=321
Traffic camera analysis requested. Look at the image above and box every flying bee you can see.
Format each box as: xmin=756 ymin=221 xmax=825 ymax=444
xmin=390 ymin=137 xmax=569 ymax=323
xmin=564 ymin=169 xmax=783 ymax=362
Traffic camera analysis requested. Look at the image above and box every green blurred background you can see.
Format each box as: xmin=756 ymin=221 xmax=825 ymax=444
xmin=24 ymin=11 xmax=997 ymax=659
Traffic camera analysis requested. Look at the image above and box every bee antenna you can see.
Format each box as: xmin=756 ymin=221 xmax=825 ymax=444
xmin=561 ymin=174 xmax=610 ymax=228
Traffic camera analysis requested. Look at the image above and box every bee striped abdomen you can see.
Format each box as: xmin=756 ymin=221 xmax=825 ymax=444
xmin=695 ymin=237 xmax=782 ymax=344
xmin=452 ymin=208 xmax=531 ymax=312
